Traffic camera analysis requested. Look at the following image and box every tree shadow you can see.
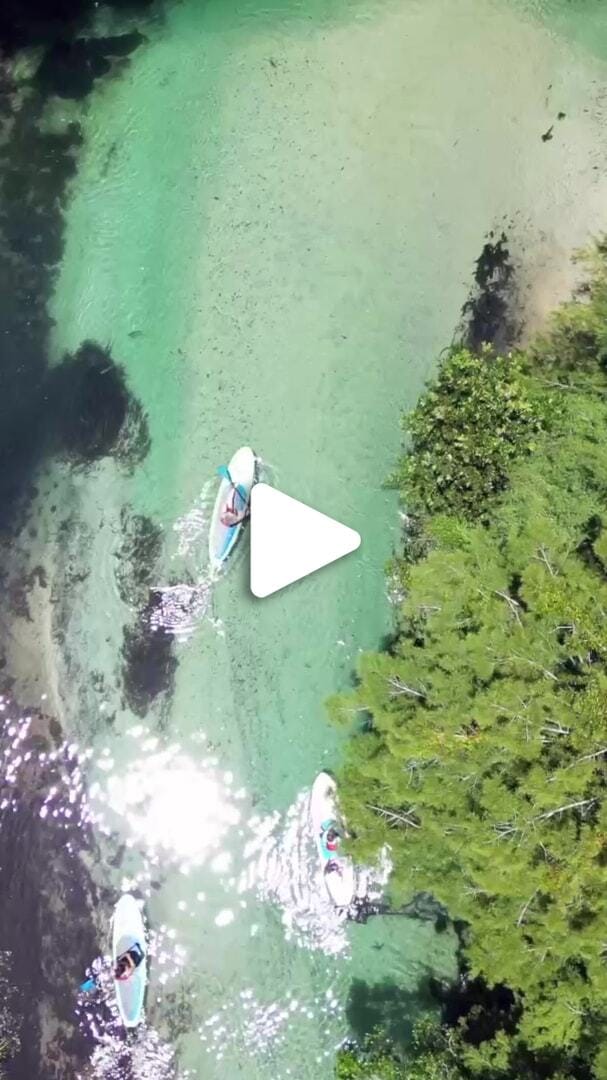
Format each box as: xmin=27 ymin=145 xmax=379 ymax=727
xmin=345 ymin=976 xmax=436 ymax=1051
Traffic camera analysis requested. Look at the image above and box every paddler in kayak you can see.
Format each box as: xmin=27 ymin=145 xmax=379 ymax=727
xmin=326 ymin=826 xmax=340 ymax=852
xmin=114 ymin=942 xmax=145 ymax=982
xmin=220 ymin=502 xmax=247 ymax=527
xmin=322 ymin=825 xmax=343 ymax=876
xmin=320 ymin=820 xmax=341 ymax=856
xmin=219 ymin=474 xmax=249 ymax=528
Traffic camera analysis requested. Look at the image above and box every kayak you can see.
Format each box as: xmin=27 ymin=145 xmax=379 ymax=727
xmin=208 ymin=446 xmax=256 ymax=571
xmin=112 ymin=894 xmax=147 ymax=1029
xmin=310 ymin=771 xmax=356 ymax=908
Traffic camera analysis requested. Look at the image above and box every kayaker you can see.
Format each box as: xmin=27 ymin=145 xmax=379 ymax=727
xmin=220 ymin=485 xmax=248 ymax=528
xmin=114 ymin=943 xmax=144 ymax=982
xmin=326 ymin=826 xmax=340 ymax=852
xmin=220 ymin=504 xmax=247 ymax=527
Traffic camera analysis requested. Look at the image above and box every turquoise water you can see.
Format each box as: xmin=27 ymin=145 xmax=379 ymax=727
xmin=16 ymin=0 xmax=607 ymax=1074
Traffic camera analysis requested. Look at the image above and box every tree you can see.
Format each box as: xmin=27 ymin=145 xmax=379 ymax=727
xmin=333 ymin=242 xmax=607 ymax=1078
xmin=335 ymin=1022 xmax=465 ymax=1080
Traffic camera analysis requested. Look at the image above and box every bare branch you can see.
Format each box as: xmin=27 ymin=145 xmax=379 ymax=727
xmin=367 ymin=803 xmax=420 ymax=829
xmin=551 ymin=746 xmax=607 ymax=781
xmin=493 ymin=821 xmax=521 ymax=840
xmin=517 ymin=889 xmax=539 ymax=927
xmin=565 ymin=1001 xmax=586 ymax=1017
xmin=495 ymin=590 xmax=523 ymax=626
xmin=534 ymin=798 xmax=597 ymax=823
xmin=538 ymin=378 xmax=607 ymax=397
xmin=508 ymin=653 xmax=558 ymax=682
xmin=540 ymin=721 xmax=571 ymax=743
xmin=387 ymin=677 xmax=426 ymax=700
xmin=565 ymin=747 xmax=607 ymax=770
xmin=404 ymin=757 xmax=439 ymax=787
xmin=532 ymin=545 xmax=557 ymax=577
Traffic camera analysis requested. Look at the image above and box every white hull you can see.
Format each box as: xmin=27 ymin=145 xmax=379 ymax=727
xmin=112 ymin=894 xmax=147 ymax=1029
xmin=310 ymin=772 xmax=355 ymax=908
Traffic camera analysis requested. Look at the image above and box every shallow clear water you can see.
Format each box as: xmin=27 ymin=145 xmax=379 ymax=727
xmin=7 ymin=0 xmax=607 ymax=1075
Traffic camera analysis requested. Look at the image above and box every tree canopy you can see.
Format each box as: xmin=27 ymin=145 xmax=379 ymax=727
xmin=334 ymin=244 xmax=607 ymax=1079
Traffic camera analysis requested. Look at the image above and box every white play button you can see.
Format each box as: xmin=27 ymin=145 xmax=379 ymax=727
xmin=250 ymin=484 xmax=361 ymax=598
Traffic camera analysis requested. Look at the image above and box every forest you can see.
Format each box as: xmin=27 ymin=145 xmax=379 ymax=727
xmin=333 ymin=242 xmax=607 ymax=1079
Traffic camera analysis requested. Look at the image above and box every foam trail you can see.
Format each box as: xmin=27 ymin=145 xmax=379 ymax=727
xmin=150 ymin=481 xmax=217 ymax=638
xmin=151 ymin=463 xmax=279 ymax=638
xmin=240 ymin=788 xmax=389 ymax=957
xmin=150 ymin=579 xmax=213 ymax=639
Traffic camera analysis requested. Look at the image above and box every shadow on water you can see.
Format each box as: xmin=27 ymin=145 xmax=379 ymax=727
xmin=0 ymin=1 xmax=172 ymax=1075
xmin=113 ymin=511 xmax=179 ymax=719
xmin=121 ymin=592 xmax=179 ymax=718
xmin=0 ymin=0 xmax=160 ymax=538
xmin=49 ymin=342 xmax=150 ymax=467
xmin=35 ymin=32 xmax=146 ymax=99
xmin=345 ymin=976 xmax=436 ymax=1051
xmin=0 ymin=0 xmax=157 ymax=57
xmin=458 ymin=229 xmax=520 ymax=353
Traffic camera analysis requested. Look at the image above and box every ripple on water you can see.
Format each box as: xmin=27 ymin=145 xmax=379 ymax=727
xmin=242 ymin=788 xmax=389 ymax=957
xmin=83 ymin=1023 xmax=176 ymax=1080
xmin=90 ymin=725 xmax=387 ymax=957
xmin=0 ymin=699 xmax=182 ymax=1079
xmin=0 ymin=701 xmax=387 ymax=1077
xmin=199 ymin=984 xmax=344 ymax=1077
xmin=149 ymin=480 xmax=217 ymax=639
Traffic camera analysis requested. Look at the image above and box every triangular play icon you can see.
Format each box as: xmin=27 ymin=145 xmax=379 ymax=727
xmin=250 ymin=484 xmax=361 ymax=598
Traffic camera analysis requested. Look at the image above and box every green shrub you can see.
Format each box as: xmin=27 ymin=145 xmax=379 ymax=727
xmin=392 ymin=348 xmax=547 ymax=520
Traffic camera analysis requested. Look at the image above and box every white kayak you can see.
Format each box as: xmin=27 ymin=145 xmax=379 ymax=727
xmin=310 ymin=771 xmax=356 ymax=909
xmin=112 ymin=894 xmax=147 ymax=1029
xmin=208 ymin=446 xmax=256 ymax=571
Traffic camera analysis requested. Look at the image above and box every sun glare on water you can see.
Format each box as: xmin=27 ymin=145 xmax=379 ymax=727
xmin=97 ymin=742 xmax=243 ymax=867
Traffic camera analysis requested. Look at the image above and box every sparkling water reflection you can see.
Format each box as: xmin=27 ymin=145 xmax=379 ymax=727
xmin=0 ymin=697 xmax=389 ymax=1076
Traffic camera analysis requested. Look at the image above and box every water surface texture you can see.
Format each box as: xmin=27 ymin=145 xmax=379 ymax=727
xmin=5 ymin=0 xmax=607 ymax=1076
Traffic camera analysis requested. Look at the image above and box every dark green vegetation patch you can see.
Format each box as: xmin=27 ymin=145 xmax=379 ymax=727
xmin=391 ymin=347 xmax=547 ymax=521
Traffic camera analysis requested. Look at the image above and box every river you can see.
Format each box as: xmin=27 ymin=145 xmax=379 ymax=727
xmin=3 ymin=0 xmax=607 ymax=1076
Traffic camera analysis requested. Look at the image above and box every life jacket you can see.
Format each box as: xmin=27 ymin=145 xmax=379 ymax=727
xmin=320 ymin=819 xmax=341 ymax=860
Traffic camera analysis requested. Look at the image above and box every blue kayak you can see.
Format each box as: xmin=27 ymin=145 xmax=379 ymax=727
xmin=208 ymin=446 xmax=256 ymax=570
